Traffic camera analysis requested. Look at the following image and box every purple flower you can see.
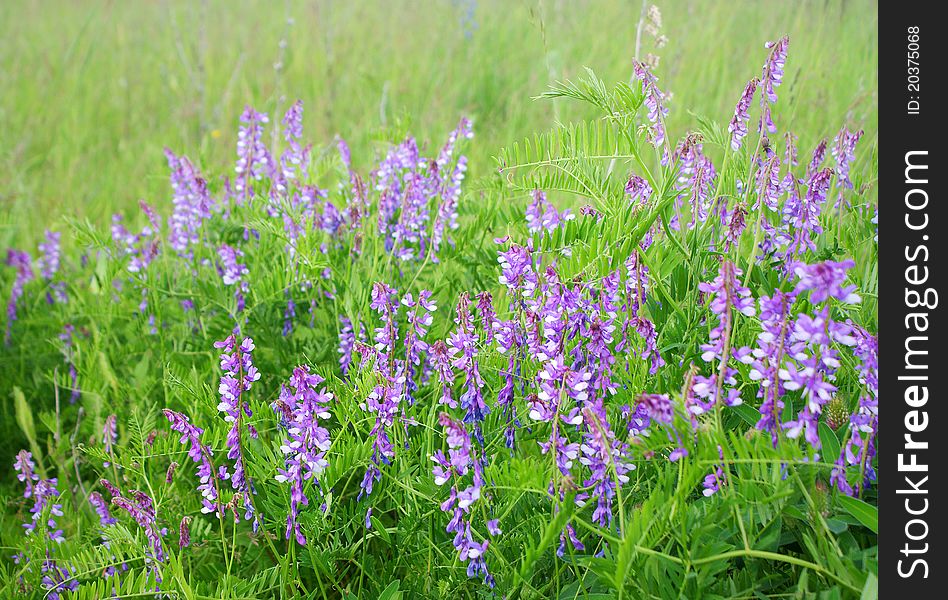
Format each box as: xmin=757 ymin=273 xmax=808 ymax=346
xmin=578 ymin=406 xmax=633 ymax=528
xmin=274 ymin=365 xmax=333 ymax=545
xmin=5 ymin=249 xmax=33 ymax=344
xmin=832 ymin=127 xmax=864 ymax=192
xmin=792 ymin=259 xmax=860 ymax=304
xmin=728 ymin=79 xmax=759 ymax=151
xmin=625 ymin=175 xmax=653 ymax=204
xmin=759 ymin=37 xmax=789 ymax=134
xmin=13 ymin=450 xmax=39 ymax=498
xmin=218 ymin=244 xmax=250 ymax=312
xmin=359 ymin=382 xmax=402 ymax=501
xmin=432 ymin=413 xmax=493 ymax=587
xmin=632 ymin=60 xmax=669 ymax=149
xmin=89 ymin=491 xmax=117 ymax=526
xmin=163 ymin=409 xmax=223 ymax=516
xmin=179 ymin=516 xmax=192 ymax=549
xmin=214 ymin=334 xmax=261 ymax=525
xmin=234 ymin=106 xmax=273 ymax=204
xmin=280 ymin=100 xmax=309 ymax=182
xmin=105 ymin=482 xmax=166 ymax=573
xmin=526 ymin=190 xmax=573 ymax=236
xmin=165 ymin=149 xmax=213 ymax=255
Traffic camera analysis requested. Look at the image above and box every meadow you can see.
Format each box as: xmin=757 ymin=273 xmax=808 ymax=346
xmin=1 ymin=1 xmax=878 ymax=598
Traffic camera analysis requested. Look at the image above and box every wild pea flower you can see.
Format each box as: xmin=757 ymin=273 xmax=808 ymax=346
xmin=431 ymin=412 xmax=493 ymax=586
xmin=578 ymin=406 xmax=633 ymax=528
xmin=59 ymin=325 xmax=81 ymax=404
xmin=5 ymin=249 xmax=33 ymax=345
xmin=831 ymin=127 xmax=864 ymax=192
xmin=24 ymin=478 xmax=65 ymax=543
xmin=775 ymin=168 xmax=830 ymax=265
xmin=178 ymin=516 xmax=192 ymax=549
xmin=476 ymin=291 xmax=496 ymax=343
xmin=805 ymin=139 xmax=828 ymax=181
xmin=497 ymin=242 xmax=539 ymax=299
xmin=758 ymin=36 xmax=789 ymax=134
xmin=38 ymin=230 xmax=67 ymax=304
xmin=792 ymin=259 xmax=860 ymax=304
xmin=701 ymin=446 xmax=726 ymax=497
xmin=280 ymin=100 xmax=310 ymax=182
xmin=89 ymin=491 xmax=117 ymax=527
xmin=274 ymin=365 xmax=333 ymax=545
xmin=235 ymin=107 xmax=272 ymax=204
xmin=163 ymin=409 xmax=224 ymax=516
xmin=728 ymin=79 xmax=759 ymax=151
xmin=359 ymin=382 xmax=402 ymax=503
xmin=448 ymin=295 xmax=489 ymax=426
xmin=103 ymin=481 xmax=165 ymax=580
xmin=625 ymin=175 xmax=653 ymax=204
xmin=781 ymin=310 xmax=858 ymax=448
xmin=14 ymin=450 xmax=39 ymax=498
xmin=166 ymin=149 xmax=213 ymax=255
xmin=694 ymin=261 xmax=754 ymax=410
xmin=636 ymin=393 xmax=688 ymax=460
xmin=526 ymin=190 xmax=574 ymax=236
xmin=282 ymin=294 xmax=296 ymax=337
xmin=370 ymin=282 xmax=400 ymax=377
xmin=722 ymin=202 xmax=747 ymax=251
xmin=754 ymin=153 xmax=781 ymax=211
xmin=622 ymin=250 xmax=664 ymax=374
xmin=632 ymin=60 xmax=669 ymax=150
xmin=215 ymin=334 xmax=261 ymax=526
xmin=401 ymin=291 xmax=436 ymax=404
xmin=218 ymin=244 xmax=250 ymax=313
xmin=40 ymin=561 xmax=79 ymax=600
xmin=431 ymin=118 xmax=473 ymax=259
xmin=102 ymin=414 xmax=118 ymax=468
xmin=834 ymin=395 xmax=878 ymax=496
xmin=744 ymin=291 xmax=795 ymax=445
xmin=852 ymin=326 xmax=878 ymax=399
xmin=531 ymin=355 xmax=589 ymax=476
xmin=338 ymin=316 xmax=366 ymax=376
xmin=687 ymin=148 xmax=717 ymax=227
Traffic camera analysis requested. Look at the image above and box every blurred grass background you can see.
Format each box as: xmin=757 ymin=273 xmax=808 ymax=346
xmin=1 ymin=0 xmax=877 ymax=247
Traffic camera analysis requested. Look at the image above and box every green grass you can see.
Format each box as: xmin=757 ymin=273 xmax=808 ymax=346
xmin=1 ymin=0 xmax=876 ymax=246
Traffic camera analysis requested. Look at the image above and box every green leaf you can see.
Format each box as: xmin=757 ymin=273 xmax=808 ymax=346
xmin=377 ymin=580 xmax=402 ymax=600
xmin=819 ymin=422 xmax=840 ymax=463
xmin=860 ymin=572 xmax=878 ymax=600
xmin=837 ymin=496 xmax=878 ymax=534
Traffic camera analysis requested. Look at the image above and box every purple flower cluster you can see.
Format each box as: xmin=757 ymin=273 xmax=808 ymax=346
xmin=728 ymin=79 xmax=758 ymax=151
xmin=234 ymin=107 xmax=273 ymax=205
xmin=632 ymin=60 xmax=669 ymax=149
xmin=166 ymin=149 xmax=212 ymax=255
xmin=5 ymin=249 xmax=33 ymax=344
xmin=215 ymin=334 xmax=261 ymax=525
xmin=526 ymin=190 xmax=574 ymax=236
xmin=163 ymin=409 xmax=224 ymax=516
xmin=218 ymin=244 xmax=249 ymax=313
xmin=274 ymin=365 xmax=333 ymax=544
xmin=38 ymin=230 xmax=67 ymax=304
xmin=432 ymin=412 xmax=493 ymax=586
xmin=758 ymin=36 xmax=789 ymax=134
xmin=102 ymin=480 xmax=166 ymax=581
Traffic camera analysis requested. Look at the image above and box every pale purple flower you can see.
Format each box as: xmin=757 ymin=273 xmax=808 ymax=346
xmin=234 ymin=107 xmax=272 ymax=204
xmin=274 ymin=365 xmax=333 ymax=545
xmin=214 ymin=334 xmax=261 ymax=525
xmin=728 ymin=79 xmax=758 ymax=151
xmin=163 ymin=409 xmax=223 ymax=516
xmin=759 ymin=37 xmax=789 ymax=133
xmin=632 ymin=60 xmax=669 ymax=149
xmin=792 ymin=259 xmax=860 ymax=304
xmin=5 ymin=249 xmax=33 ymax=344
